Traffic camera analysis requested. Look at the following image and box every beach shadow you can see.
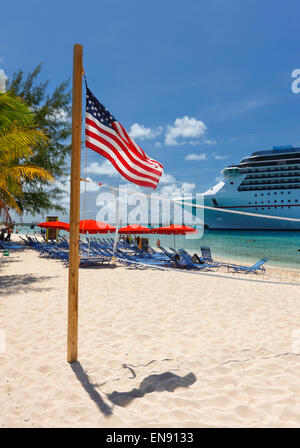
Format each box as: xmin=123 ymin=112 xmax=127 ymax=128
xmin=70 ymin=362 xmax=113 ymax=416
xmin=79 ymin=263 xmax=118 ymax=270
xmin=0 ymin=274 xmax=54 ymax=295
xmin=107 ymin=371 xmax=197 ymax=407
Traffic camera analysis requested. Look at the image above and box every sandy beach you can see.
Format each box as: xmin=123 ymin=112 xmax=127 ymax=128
xmin=1 ymin=236 xmax=300 ymax=428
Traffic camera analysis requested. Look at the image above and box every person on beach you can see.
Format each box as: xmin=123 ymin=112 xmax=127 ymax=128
xmin=191 ymin=253 xmax=204 ymax=264
xmin=5 ymin=227 xmax=12 ymax=241
xmin=0 ymin=228 xmax=6 ymax=241
xmin=156 ymin=238 xmax=161 ymax=247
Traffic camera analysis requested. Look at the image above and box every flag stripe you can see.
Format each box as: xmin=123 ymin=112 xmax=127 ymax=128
xmin=118 ymin=123 xmax=164 ymax=169
xmin=86 ymin=130 xmax=160 ymax=184
xmin=85 ymin=86 xmax=163 ymax=189
xmin=86 ymin=116 xmax=162 ymax=177
xmin=86 ymin=138 xmax=158 ymax=188
xmin=85 ymin=132 xmax=160 ymax=184
xmin=89 ymin=115 xmax=163 ymax=173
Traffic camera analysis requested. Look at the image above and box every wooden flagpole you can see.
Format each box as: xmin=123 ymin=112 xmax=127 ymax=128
xmin=67 ymin=44 xmax=83 ymax=363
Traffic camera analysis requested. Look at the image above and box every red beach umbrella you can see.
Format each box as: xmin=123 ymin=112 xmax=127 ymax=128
xmin=78 ymin=219 xmax=116 ymax=234
xmin=151 ymin=224 xmax=197 ymax=235
xmin=118 ymin=224 xmax=151 ymax=234
xmin=38 ymin=221 xmax=70 ymax=230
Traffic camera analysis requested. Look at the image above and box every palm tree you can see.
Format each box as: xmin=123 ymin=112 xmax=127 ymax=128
xmin=0 ymin=91 xmax=52 ymax=215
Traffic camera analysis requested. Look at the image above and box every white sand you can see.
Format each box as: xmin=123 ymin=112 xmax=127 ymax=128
xmin=1 ymin=237 xmax=300 ymax=427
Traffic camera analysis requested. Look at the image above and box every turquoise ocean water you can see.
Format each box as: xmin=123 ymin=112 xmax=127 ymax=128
xmin=16 ymin=225 xmax=300 ymax=269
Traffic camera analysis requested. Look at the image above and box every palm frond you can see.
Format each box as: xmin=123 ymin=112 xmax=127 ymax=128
xmin=0 ymin=91 xmax=53 ymax=213
xmin=0 ymin=126 xmax=48 ymax=159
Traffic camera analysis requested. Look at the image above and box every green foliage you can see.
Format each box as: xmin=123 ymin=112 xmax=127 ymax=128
xmin=7 ymin=64 xmax=71 ymax=214
xmin=0 ymin=92 xmax=52 ymax=214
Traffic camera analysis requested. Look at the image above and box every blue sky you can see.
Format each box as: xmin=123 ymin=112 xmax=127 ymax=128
xmin=2 ymin=0 xmax=300 ymax=220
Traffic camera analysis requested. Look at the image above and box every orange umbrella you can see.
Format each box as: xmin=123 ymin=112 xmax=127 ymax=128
xmin=118 ymin=224 xmax=151 ymax=234
xmin=151 ymin=224 xmax=197 ymax=235
xmin=38 ymin=221 xmax=69 ymax=230
xmin=78 ymin=219 xmax=116 ymax=234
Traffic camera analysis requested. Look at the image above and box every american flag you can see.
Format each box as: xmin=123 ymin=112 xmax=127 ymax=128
xmin=85 ymin=85 xmax=164 ymax=189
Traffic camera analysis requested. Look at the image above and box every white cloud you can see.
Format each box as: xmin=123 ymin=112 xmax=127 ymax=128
xmin=159 ymin=172 xmax=176 ymax=184
xmin=159 ymin=182 xmax=195 ymax=198
xmin=156 ymin=170 xmax=195 ymax=198
xmin=129 ymin=123 xmax=163 ymax=140
xmin=214 ymin=154 xmax=231 ymax=160
xmin=127 ymin=116 xmax=214 ymax=149
xmin=181 ymin=182 xmax=196 ymax=193
xmin=86 ymin=161 xmax=120 ymax=178
xmin=185 ymin=153 xmax=230 ymax=161
xmin=80 ymin=177 xmax=101 ymax=193
xmin=0 ymin=69 xmax=7 ymax=93
xmin=165 ymin=116 xmax=207 ymax=146
xmin=204 ymin=139 xmax=217 ymax=145
xmin=159 ymin=184 xmax=179 ymax=196
xmin=189 ymin=139 xmax=216 ymax=146
xmin=185 ymin=153 xmax=207 ymax=161
xmin=52 ymin=177 xmax=70 ymax=206
xmin=47 ymin=108 xmax=69 ymax=122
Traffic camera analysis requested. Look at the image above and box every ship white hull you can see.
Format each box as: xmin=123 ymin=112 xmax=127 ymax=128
xmin=201 ymin=177 xmax=300 ymax=230
xmin=203 ymin=207 xmax=300 ymax=230
xmin=187 ymin=145 xmax=300 ymax=230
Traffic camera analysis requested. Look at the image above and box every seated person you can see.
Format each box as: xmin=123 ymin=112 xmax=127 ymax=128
xmin=191 ymin=253 xmax=204 ymax=264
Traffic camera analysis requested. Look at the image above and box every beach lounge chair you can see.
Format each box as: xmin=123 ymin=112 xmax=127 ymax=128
xmin=200 ymin=246 xmax=214 ymax=262
xmin=158 ymin=246 xmax=176 ymax=260
xmin=177 ymin=249 xmax=220 ymax=270
xmin=227 ymin=258 xmax=268 ymax=274
xmin=171 ymin=248 xmax=203 ymax=264
xmin=155 ymin=247 xmax=197 ymax=269
xmin=199 ymin=246 xmax=228 ymax=267
xmin=0 ymin=241 xmax=24 ymax=251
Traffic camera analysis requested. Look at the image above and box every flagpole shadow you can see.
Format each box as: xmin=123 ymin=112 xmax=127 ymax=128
xmin=70 ymin=361 xmax=113 ymax=416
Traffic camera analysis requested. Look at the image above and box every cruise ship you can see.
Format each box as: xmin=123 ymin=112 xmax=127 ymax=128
xmin=202 ymin=145 xmax=300 ymax=230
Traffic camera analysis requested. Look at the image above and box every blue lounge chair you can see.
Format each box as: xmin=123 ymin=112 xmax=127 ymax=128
xmin=158 ymin=246 xmax=176 ymax=260
xmin=227 ymin=258 xmax=268 ymax=274
xmin=177 ymin=249 xmax=220 ymax=270
xmin=0 ymin=241 xmax=24 ymax=251
xmin=200 ymin=246 xmax=214 ymax=262
xmin=200 ymin=246 xmax=228 ymax=267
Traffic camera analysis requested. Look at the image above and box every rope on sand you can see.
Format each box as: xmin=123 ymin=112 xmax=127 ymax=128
xmin=79 ymin=178 xmax=300 ymax=223
xmin=115 ymin=257 xmax=300 ymax=286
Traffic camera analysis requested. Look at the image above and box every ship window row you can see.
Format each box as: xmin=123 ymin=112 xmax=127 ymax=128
xmin=240 ymin=179 xmax=300 ymax=186
xmin=238 ymin=184 xmax=300 ymax=191
xmin=242 ymin=165 xmax=300 ymax=174
xmin=245 ymin=173 xmax=300 ymax=179
xmin=248 ymin=199 xmax=295 ymax=204
xmin=246 ymin=153 xmax=300 ymax=162
xmin=253 ymin=207 xmax=292 ymax=210
xmin=240 ymin=160 xmax=300 ymax=168
xmin=253 ymin=192 xmax=293 ymax=196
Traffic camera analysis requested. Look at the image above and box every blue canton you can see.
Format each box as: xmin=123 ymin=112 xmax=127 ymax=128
xmin=86 ymin=87 xmax=116 ymax=128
